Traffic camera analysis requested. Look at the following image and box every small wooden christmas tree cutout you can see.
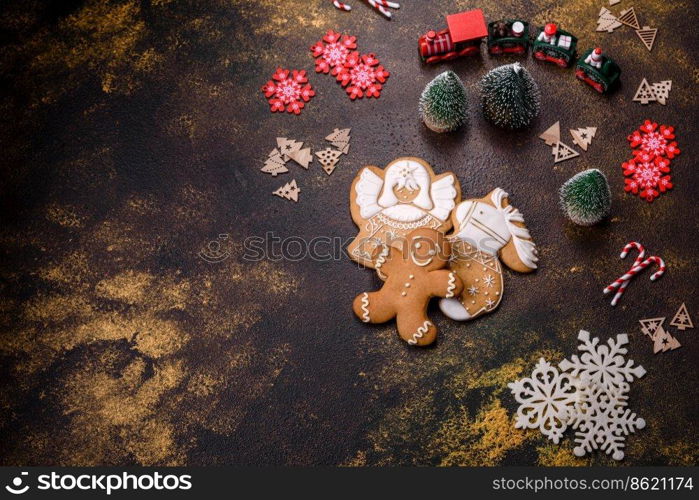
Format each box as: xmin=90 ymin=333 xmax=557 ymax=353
xmin=618 ymin=7 xmax=640 ymax=30
xmin=636 ymin=26 xmax=657 ymax=51
xmin=652 ymin=326 xmax=681 ymax=353
xmin=552 ymin=141 xmax=580 ymax=163
xmin=273 ymin=179 xmax=300 ymax=202
xmin=639 ymin=317 xmax=665 ymax=337
xmin=325 ymin=128 xmax=351 ymax=155
xmin=633 ymin=78 xmax=657 ymax=104
xmin=288 ymin=147 xmax=313 ymax=169
xmin=276 ymin=137 xmax=303 ymax=161
xmin=596 ymin=7 xmax=622 ymax=32
xmin=539 ymin=121 xmax=561 ymax=146
xmin=570 ymin=127 xmax=597 ymax=151
xmin=261 ymin=148 xmax=289 ymax=176
xmin=651 ymin=80 xmax=672 ymax=105
xmin=609 ymin=0 xmax=620 ymax=5
xmin=670 ymin=303 xmax=694 ymax=330
xmin=315 ymin=148 xmax=342 ymax=175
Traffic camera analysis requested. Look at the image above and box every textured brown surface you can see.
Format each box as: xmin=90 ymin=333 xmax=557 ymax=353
xmin=0 ymin=0 xmax=697 ymax=466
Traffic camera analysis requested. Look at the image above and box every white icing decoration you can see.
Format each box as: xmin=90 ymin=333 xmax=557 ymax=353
xmin=378 ymin=160 xmax=433 ymax=210
xmin=374 ymin=245 xmax=389 ymax=279
xmin=446 ymin=272 xmax=456 ymax=298
xmin=360 ymin=292 xmax=370 ymax=322
xmin=407 ymin=320 xmax=432 ymax=345
xmin=452 ymin=188 xmax=538 ymax=269
xmin=439 ymin=298 xmax=471 ymax=320
xmin=354 ymin=160 xmax=458 ymax=224
xmin=429 ymin=174 xmax=458 ymax=221
xmin=410 ymin=238 xmax=438 ymax=267
xmin=355 ymin=168 xmax=384 ymax=219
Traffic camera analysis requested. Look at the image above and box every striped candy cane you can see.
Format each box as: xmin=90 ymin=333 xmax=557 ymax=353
xmin=332 ymin=0 xmax=351 ymax=11
xmin=604 ymin=248 xmax=666 ymax=305
xmin=366 ymin=0 xmax=392 ymax=18
xmin=611 ymin=242 xmax=645 ymax=305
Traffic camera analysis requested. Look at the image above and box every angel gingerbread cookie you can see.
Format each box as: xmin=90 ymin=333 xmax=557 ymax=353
xmin=353 ymin=228 xmax=463 ymax=346
xmin=349 ymin=157 xmax=461 ymax=269
xmin=439 ymin=188 xmax=538 ymax=321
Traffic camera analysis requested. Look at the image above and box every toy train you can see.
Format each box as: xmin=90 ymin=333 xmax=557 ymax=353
xmin=418 ymin=9 xmax=621 ymax=93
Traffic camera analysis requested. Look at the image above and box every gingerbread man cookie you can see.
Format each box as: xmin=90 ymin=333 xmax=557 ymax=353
xmin=352 ymin=228 xmax=464 ymax=346
xmin=349 ymin=157 xmax=461 ymax=269
xmin=439 ymin=188 xmax=538 ymax=321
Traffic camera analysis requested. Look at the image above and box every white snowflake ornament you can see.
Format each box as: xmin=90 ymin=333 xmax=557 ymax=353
xmin=568 ymin=380 xmax=645 ymax=461
xmin=508 ymin=358 xmax=579 ymax=444
xmin=558 ymin=330 xmax=646 ymax=393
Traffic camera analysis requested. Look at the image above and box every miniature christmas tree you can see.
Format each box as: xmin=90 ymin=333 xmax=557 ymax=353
xmin=419 ymin=71 xmax=468 ymax=133
xmin=559 ymin=169 xmax=611 ymax=226
xmin=480 ymin=63 xmax=540 ymax=130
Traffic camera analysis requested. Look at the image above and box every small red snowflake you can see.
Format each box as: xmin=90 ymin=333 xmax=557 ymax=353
xmin=622 ymin=156 xmax=673 ymax=202
xmin=310 ymin=30 xmax=358 ymax=74
xmin=261 ymin=68 xmax=315 ymax=114
xmin=627 ymin=120 xmax=680 ymax=159
xmin=336 ymin=52 xmax=389 ymax=99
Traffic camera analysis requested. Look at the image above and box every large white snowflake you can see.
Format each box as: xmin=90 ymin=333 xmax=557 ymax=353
xmin=558 ymin=330 xmax=646 ymax=393
xmin=568 ymin=380 xmax=645 ymax=461
xmin=508 ymin=358 xmax=579 ymax=444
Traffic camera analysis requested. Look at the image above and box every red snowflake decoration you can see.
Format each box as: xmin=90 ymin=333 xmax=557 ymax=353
xmin=622 ymin=120 xmax=680 ymax=203
xmin=310 ymin=30 xmax=357 ymax=75
xmin=336 ymin=52 xmax=390 ymax=99
xmin=622 ymin=156 xmax=672 ymax=202
xmin=261 ymin=68 xmax=315 ymax=114
xmin=627 ymin=120 xmax=680 ymax=159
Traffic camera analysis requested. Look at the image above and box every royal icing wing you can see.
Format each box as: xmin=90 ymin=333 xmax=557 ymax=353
xmin=428 ymin=174 xmax=457 ymax=221
xmin=355 ymin=168 xmax=384 ymax=219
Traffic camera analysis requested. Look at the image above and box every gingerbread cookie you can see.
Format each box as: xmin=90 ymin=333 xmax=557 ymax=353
xmin=439 ymin=188 xmax=538 ymax=321
xmin=352 ymin=228 xmax=463 ymax=346
xmin=349 ymin=157 xmax=461 ymax=269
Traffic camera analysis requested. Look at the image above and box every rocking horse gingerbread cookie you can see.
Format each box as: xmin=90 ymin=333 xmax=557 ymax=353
xmin=349 ymin=157 xmax=461 ymax=269
xmin=439 ymin=188 xmax=538 ymax=321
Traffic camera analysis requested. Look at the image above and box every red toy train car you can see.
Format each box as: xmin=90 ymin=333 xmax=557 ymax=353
xmin=418 ymin=9 xmax=488 ymax=64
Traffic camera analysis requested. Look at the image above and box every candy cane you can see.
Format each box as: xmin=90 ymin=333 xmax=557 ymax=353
xmin=366 ymin=0 xmax=392 ymax=18
xmin=332 ymin=0 xmax=351 ymax=11
xmin=373 ymin=0 xmax=400 ymax=8
xmin=604 ymin=254 xmax=666 ymax=306
xmin=612 ymin=242 xmax=646 ymax=306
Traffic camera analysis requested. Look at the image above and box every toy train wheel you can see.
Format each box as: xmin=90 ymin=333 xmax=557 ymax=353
xmin=556 ymin=58 xmax=568 ymax=68
xmin=511 ymin=45 xmax=526 ymax=54
xmin=575 ymin=69 xmax=585 ymax=80
xmin=534 ymin=50 xmax=546 ymax=61
xmin=592 ymin=81 xmax=605 ymax=93
xmin=490 ymin=45 xmax=503 ymax=55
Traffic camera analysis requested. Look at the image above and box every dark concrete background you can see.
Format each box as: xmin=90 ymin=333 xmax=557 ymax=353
xmin=0 ymin=0 xmax=696 ymax=466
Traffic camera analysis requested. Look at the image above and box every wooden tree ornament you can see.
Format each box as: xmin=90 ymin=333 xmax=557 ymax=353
xmin=651 ymin=80 xmax=672 ymax=105
xmin=639 ymin=317 xmax=665 ymax=337
xmin=636 ymin=26 xmax=657 ymax=51
xmin=596 ymin=7 xmax=622 ymax=33
xmin=633 ymin=78 xmax=656 ymax=104
xmin=570 ymin=127 xmax=597 ymax=151
xmin=651 ymin=326 xmax=681 ymax=353
xmin=273 ymin=179 xmax=300 ymax=202
xmin=288 ymin=147 xmax=313 ymax=169
xmin=539 ymin=121 xmax=560 ymax=146
xmin=552 ymin=142 xmax=580 ymax=163
xmin=261 ymin=149 xmax=289 ymax=176
xmin=618 ymin=7 xmax=640 ymax=30
xmin=325 ymin=128 xmax=351 ymax=154
xmin=609 ymin=0 xmax=620 ymax=5
xmin=315 ymin=148 xmax=342 ymax=175
xmin=670 ymin=303 xmax=694 ymax=330
xmin=277 ymin=137 xmax=303 ymax=160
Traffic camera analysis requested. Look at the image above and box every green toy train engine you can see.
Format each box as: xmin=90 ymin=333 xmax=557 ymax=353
xmin=575 ymin=48 xmax=621 ymax=93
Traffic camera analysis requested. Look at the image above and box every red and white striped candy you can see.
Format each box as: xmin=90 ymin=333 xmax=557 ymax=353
xmin=603 ymin=242 xmax=666 ymax=306
xmin=611 ymin=242 xmax=645 ymax=306
xmin=332 ymin=0 xmax=351 ymax=11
